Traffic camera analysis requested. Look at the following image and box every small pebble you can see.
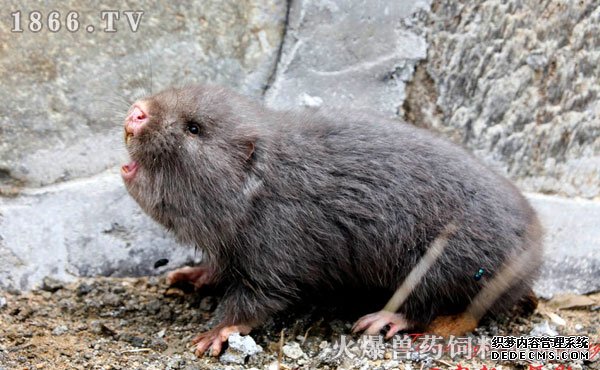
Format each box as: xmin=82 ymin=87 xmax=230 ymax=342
xmin=547 ymin=312 xmax=566 ymax=326
xmin=165 ymin=356 xmax=185 ymax=368
xmin=121 ymin=334 xmax=145 ymax=348
xmin=282 ymin=341 xmax=305 ymax=360
xmin=76 ymin=283 xmax=92 ymax=296
xmin=89 ymin=320 xmax=103 ymax=334
xmin=0 ymin=296 xmax=7 ymax=309
xmin=112 ymin=285 xmax=126 ymax=294
xmin=102 ymin=293 xmax=123 ymax=307
xmin=574 ymin=323 xmax=583 ymax=331
xmin=90 ymin=321 xmax=116 ymax=337
xmin=146 ymin=299 xmax=162 ymax=314
xmin=220 ymin=333 xmax=263 ymax=365
xmin=147 ymin=276 xmax=161 ymax=287
xmin=529 ymin=321 xmax=559 ymax=336
xmin=150 ymin=337 xmax=168 ymax=352
xmin=384 ymin=360 xmax=400 ymax=369
xmin=41 ymin=277 xmax=64 ymax=293
xmin=52 ymin=325 xmax=68 ymax=336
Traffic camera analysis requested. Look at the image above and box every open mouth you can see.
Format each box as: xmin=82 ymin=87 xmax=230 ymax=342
xmin=122 ymin=126 xmax=137 ymax=181
xmin=121 ymin=160 xmax=139 ymax=181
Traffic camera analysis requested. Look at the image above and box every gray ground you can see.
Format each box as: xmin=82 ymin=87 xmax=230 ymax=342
xmin=1 ymin=276 xmax=598 ymax=370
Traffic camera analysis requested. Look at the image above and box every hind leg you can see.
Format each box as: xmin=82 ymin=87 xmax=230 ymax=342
xmin=426 ymin=287 xmax=539 ymax=337
xmin=426 ymin=312 xmax=479 ymax=337
xmin=353 ymin=310 xmax=479 ymax=338
xmin=425 ymin=284 xmax=539 ymax=337
xmin=352 ymin=311 xmax=415 ymax=339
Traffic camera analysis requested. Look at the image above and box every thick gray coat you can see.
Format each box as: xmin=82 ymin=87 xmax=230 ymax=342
xmin=124 ymin=85 xmax=543 ymax=327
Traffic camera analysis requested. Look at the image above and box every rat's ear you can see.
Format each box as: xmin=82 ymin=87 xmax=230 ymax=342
xmin=234 ymin=137 xmax=255 ymax=162
xmin=243 ymin=140 xmax=255 ymax=161
xmin=233 ymin=127 xmax=257 ymax=162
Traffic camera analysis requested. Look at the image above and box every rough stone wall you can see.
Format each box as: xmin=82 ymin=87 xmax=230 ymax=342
xmin=405 ymin=0 xmax=600 ymax=199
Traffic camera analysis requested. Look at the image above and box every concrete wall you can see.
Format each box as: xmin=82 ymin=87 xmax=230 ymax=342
xmin=1 ymin=0 xmax=598 ymax=297
xmin=0 ymin=0 xmax=287 ymax=290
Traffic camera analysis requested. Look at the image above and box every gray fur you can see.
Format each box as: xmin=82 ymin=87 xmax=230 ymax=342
xmin=124 ymin=84 xmax=543 ymax=327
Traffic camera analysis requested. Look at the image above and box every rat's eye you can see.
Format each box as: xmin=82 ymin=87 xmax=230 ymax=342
xmin=187 ymin=122 xmax=201 ymax=135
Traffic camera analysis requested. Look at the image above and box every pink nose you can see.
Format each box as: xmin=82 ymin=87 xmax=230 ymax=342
xmin=125 ymin=104 xmax=149 ymax=137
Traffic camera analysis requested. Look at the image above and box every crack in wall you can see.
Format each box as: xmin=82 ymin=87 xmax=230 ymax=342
xmin=262 ymin=0 xmax=293 ymax=97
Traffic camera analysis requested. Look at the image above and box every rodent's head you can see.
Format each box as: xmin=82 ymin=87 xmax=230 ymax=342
xmin=121 ymin=85 xmax=257 ymax=245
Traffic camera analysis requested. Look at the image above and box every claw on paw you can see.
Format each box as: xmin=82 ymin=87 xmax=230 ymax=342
xmin=352 ymin=310 xmax=412 ymax=339
xmin=191 ymin=324 xmax=252 ymax=357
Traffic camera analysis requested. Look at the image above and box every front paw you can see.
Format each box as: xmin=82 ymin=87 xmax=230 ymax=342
xmin=191 ymin=323 xmax=252 ymax=357
xmin=166 ymin=265 xmax=214 ymax=289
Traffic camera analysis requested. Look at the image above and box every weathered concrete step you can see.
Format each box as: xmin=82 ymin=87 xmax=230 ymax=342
xmin=528 ymin=193 xmax=600 ymax=298
xmin=0 ymin=169 xmax=200 ymax=291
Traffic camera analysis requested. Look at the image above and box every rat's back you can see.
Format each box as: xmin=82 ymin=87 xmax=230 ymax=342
xmin=247 ymin=107 xmax=543 ymax=323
